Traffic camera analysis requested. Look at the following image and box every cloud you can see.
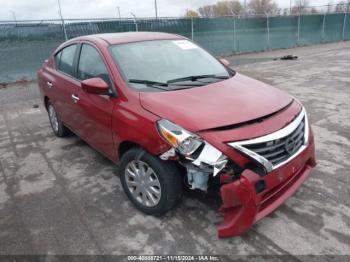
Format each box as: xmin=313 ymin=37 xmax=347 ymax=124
xmin=0 ymin=0 xmax=215 ymax=20
xmin=0 ymin=0 xmax=331 ymax=21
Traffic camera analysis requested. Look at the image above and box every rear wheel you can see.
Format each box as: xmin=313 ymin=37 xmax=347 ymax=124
xmin=47 ymin=102 xmax=69 ymax=137
xmin=119 ymin=148 xmax=182 ymax=216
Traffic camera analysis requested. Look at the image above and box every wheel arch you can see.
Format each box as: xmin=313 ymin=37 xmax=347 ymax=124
xmin=44 ymin=96 xmax=50 ymax=111
xmin=118 ymin=141 xmax=142 ymax=160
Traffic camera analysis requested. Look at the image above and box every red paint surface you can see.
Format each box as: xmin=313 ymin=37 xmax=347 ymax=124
xmin=140 ymin=73 xmax=292 ymax=132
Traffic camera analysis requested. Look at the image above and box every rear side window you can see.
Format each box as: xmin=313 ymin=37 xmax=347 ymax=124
xmin=56 ymin=44 xmax=77 ymax=77
xmin=77 ymin=44 xmax=112 ymax=86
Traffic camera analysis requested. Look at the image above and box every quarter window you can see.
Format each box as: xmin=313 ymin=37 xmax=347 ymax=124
xmin=56 ymin=44 xmax=77 ymax=77
xmin=77 ymin=44 xmax=111 ymax=86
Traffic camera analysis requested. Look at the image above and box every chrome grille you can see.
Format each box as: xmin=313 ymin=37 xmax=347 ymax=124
xmin=228 ymin=108 xmax=309 ymax=172
xmin=244 ymin=118 xmax=305 ymax=166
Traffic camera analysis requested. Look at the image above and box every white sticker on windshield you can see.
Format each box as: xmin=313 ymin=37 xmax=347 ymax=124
xmin=173 ymin=40 xmax=198 ymax=50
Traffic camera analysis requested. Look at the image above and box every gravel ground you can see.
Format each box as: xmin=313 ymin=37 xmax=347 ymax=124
xmin=0 ymin=42 xmax=349 ymax=258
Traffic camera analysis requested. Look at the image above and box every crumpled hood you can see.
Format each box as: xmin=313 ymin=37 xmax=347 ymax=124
xmin=140 ymin=73 xmax=293 ymax=132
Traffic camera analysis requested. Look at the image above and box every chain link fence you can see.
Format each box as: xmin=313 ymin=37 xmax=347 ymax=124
xmin=1 ymin=13 xmax=349 ymax=84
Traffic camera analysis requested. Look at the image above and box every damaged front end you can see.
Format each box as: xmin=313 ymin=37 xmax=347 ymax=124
xmin=156 ymin=110 xmax=316 ymax=238
xmin=157 ymin=119 xmax=231 ymax=191
xmin=160 ymin=142 xmax=230 ymax=191
xmin=157 ymin=118 xmax=252 ymax=236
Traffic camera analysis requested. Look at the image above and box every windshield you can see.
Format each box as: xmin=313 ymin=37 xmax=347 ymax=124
xmin=109 ymin=39 xmax=232 ymax=91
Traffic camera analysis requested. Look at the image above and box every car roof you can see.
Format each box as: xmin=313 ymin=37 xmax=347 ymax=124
xmin=76 ymin=32 xmax=186 ymax=45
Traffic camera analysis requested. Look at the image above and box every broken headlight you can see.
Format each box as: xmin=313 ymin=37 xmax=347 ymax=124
xmin=157 ymin=119 xmax=203 ymax=157
xmin=157 ymin=119 xmax=230 ymax=180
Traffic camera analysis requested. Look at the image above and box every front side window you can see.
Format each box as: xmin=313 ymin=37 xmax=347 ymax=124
xmin=57 ymin=44 xmax=77 ymax=77
xmin=55 ymin=52 xmax=62 ymax=68
xmin=109 ymin=39 xmax=232 ymax=91
xmin=77 ymin=44 xmax=111 ymax=86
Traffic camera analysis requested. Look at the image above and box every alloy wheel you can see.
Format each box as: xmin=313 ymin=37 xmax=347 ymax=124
xmin=48 ymin=104 xmax=59 ymax=133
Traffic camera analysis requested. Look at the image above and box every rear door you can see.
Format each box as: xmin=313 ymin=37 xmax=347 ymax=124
xmin=47 ymin=44 xmax=80 ymax=130
xmin=73 ymin=43 xmax=116 ymax=160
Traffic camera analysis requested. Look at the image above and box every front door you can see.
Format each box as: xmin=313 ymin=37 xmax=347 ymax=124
xmin=72 ymin=43 xmax=116 ymax=161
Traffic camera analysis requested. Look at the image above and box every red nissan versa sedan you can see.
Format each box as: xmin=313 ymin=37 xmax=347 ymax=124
xmin=37 ymin=32 xmax=316 ymax=237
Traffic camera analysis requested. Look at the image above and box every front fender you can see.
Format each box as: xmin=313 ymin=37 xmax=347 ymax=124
xmin=112 ymin=103 xmax=170 ymax=162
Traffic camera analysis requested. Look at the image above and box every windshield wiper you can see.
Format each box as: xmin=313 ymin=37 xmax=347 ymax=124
xmin=129 ymin=76 xmax=225 ymax=91
xmin=167 ymin=74 xmax=230 ymax=84
xmin=129 ymin=79 xmax=169 ymax=91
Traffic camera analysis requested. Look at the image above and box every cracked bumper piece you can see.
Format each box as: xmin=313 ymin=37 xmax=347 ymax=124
xmin=218 ymin=140 xmax=316 ymax=238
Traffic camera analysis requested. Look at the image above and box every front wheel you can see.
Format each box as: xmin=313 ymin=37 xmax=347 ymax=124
xmin=119 ymin=148 xmax=182 ymax=216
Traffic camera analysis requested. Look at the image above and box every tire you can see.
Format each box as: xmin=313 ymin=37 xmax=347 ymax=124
xmin=47 ymin=101 xmax=70 ymax=137
xmin=119 ymin=148 xmax=182 ymax=216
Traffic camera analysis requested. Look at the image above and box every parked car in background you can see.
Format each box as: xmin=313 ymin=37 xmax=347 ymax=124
xmin=37 ymin=32 xmax=316 ymax=237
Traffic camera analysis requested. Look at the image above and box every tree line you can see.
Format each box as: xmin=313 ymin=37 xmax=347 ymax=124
xmin=184 ymin=0 xmax=350 ymax=17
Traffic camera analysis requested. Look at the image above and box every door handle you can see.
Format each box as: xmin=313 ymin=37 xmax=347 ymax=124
xmin=71 ymin=94 xmax=80 ymax=103
xmin=47 ymin=81 xmax=53 ymax=88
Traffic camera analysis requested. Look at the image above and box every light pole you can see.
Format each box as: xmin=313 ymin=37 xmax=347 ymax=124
xmin=117 ymin=6 xmax=121 ymax=20
xmin=10 ymin=10 xmax=17 ymax=23
xmin=155 ymin=0 xmax=158 ymax=19
xmin=57 ymin=0 xmax=68 ymax=40
xmin=130 ymin=12 xmax=138 ymax=31
xmin=231 ymin=10 xmax=236 ymax=51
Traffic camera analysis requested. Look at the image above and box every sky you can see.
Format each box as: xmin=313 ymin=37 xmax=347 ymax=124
xmin=0 ymin=0 xmax=336 ymax=21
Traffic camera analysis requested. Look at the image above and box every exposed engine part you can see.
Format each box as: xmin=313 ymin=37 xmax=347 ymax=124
xmin=186 ymin=165 xmax=210 ymax=191
xmin=160 ymin=142 xmax=230 ymax=191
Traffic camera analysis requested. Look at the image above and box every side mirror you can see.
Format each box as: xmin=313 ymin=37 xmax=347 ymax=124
xmin=219 ymin=58 xmax=230 ymax=67
xmin=81 ymin=77 xmax=109 ymax=95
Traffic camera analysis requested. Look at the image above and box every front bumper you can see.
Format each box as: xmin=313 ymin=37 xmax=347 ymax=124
xmin=217 ymin=133 xmax=316 ymax=238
